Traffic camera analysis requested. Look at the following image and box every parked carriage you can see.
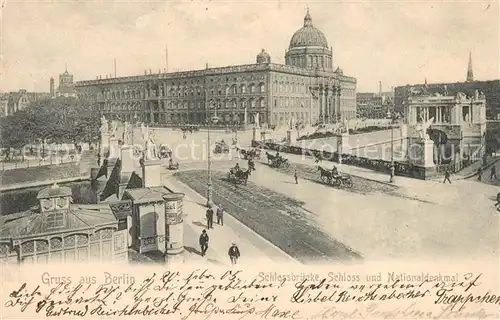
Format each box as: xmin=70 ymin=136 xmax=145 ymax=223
xmin=214 ymin=140 xmax=230 ymax=154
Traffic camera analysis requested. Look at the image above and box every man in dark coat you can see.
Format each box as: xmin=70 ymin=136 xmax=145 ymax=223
xmin=490 ymin=166 xmax=497 ymax=180
xmin=477 ymin=167 xmax=483 ymax=181
xmin=217 ymin=204 xmax=224 ymax=226
xmin=199 ymin=230 xmax=209 ymax=256
xmin=206 ymin=206 xmax=214 ymax=229
xmin=443 ymin=168 xmax=452 ymax=184
xmin=228 ymin=242 xmax=240 ymax=264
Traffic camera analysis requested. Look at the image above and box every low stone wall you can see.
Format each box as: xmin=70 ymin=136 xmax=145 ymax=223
xmin=252 ymin=139 xmax=438 ymax=180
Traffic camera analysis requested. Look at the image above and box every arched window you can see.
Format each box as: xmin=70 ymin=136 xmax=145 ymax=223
xmin=259 ymin=83 xmax=265 ymax=92
xmin=249 ymin=84 xmax=256 ymax=93
xmin=231 ymin=84 xmax=237 ymax=94
xmin=250 ymin=99 xmax=256 ymax=108
xmin=240 ymin=84 xmax=247 ymax=94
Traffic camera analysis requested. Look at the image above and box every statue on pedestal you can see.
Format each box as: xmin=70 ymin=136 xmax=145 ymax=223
xmin=123 ymin=121 xmax=132 ymax=145
xmin=343 ymin=118 xmax=349 ymax=134
xmin=110 ymin=121 xmax=119 ymax=138
xmin=146 ymin=130 xmax=159 ymax=160
xmin=253 ymin=113 xmax=260 ymax=128
xmin=100 ymin=115 xmax=108 ymax=134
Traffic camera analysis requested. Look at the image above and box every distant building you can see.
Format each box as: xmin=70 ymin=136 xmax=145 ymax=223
xmin=356 ymin=93 xmax=383 ymax=118
xmin=0 ymin=183 xmax=128 ymax=264
xmin=356 ymin=91 xmax=394 ymax=119
xmin=404 ymin=90 xmax=487 ymax=169
xmin=76 ymin=10 xmax=357 ymax=127
xmin=57 ymin=68 xmax=77 ymax=98
xmin=0 ymin=90 xmax=50 ymax=117
xmin=394 ymin=54 xmax=500 ymax=119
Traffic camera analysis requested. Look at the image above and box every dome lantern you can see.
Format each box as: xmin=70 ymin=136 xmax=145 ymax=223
xmin=285 ymin=10 xmax=333 ymax=70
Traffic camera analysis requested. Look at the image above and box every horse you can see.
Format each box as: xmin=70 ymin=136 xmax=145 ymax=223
xmin=317 ymin=166 xmax=334 ymax=183
xmin=313 ymin=151 xmax=324 ymax=164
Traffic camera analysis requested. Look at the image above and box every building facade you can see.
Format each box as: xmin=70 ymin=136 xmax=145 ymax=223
xmin=0 ymin=183 xmax=128 ymax=264
xmin=76 ymin=10 xmax=357 ymax=127
xmin=394 ymin=55 xmax=499 ymax=119
xmin=404 ymin=90 xmax=487 ymax=168
xmin=57 ymin=69 xmax=77 ymax=97
xmin=0 ymin=90 xmax=50 ymax=117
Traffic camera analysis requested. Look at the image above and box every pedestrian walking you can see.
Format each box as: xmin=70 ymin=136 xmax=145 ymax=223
xmin=97 ymin=153 xmax=101 ymax=166
xmin=228 ymin=242 xmax=240 ymax=265
xmin=199 ymin=230 xmax=209 ymax=256
xmin=294 ymin=170 xmax=298 ymax=184
xmin=443 ymin=168 xmax=452 ymax=184
xmin=206 ymin=206 xmax=214 ymax=229
xmin=217 ymin=204 xmax=224 ymax=226
xmin=490 ymin=166 xmax=497 ymax=180
xmin=477 ymin=167 xmax=483 ymax=181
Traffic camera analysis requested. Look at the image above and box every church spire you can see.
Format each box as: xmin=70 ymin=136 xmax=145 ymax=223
xmin=466 ymin=51 xmax=474 ymax=82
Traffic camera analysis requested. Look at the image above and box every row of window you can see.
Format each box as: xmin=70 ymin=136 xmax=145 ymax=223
xmin=287 ymin=54 xmax=332 ymax=69
xmin=97 ymin=83 xmax=267 ymax=101
xmin=20 ymin=229 xmax=114 ymax=254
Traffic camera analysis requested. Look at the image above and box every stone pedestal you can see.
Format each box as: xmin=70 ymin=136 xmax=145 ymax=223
xmin=101 ymin=133 xmax=110 ymax=157
xmin=142 ymin=159 xmax=163 ymax=188
xmin=409 ymin=139 xmax=435 ymax=167
xmin=109 ymin=137 xmax=120 ymax=159
xmin=163 ymin=193 xmax=185 ymax=255
xmin=120 ymin=145 xmax=135 ymax=173
xmin=252 ymin=127 xmax=261 ymax=141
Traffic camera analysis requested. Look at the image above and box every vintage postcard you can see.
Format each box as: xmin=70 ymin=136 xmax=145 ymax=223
xmin=0 ymin=0 xmax=499 ymax=318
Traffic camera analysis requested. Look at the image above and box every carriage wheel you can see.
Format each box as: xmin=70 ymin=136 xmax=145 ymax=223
xmin=342 ymin=177 xmax=353 ymax=188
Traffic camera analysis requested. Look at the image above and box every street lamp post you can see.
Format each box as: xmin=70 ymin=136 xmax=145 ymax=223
xmin=387 ymin=110 xmax=396 ymax=183
xmin=206 ymin=91 xmax=219 ymax=207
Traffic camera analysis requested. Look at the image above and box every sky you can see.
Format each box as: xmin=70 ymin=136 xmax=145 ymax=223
xmin=0 ymin=0 xmax=499 ymax=93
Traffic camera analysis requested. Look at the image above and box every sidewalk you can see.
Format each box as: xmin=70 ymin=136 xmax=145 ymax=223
xmin=162 ymin=173 xmax=299 ymax=266
xmin=454 ymin=155 xmax=500 ymax=179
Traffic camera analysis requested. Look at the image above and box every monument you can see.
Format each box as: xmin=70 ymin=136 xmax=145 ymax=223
xmin=140 ymin=124 xmax=162 ymax=188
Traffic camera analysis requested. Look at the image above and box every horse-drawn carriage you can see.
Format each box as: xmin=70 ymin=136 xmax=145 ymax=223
xmin=227 ymin=166 xmax=251 ymax=185
xmin=317 ymin=166 xmax=353 ymax=188
xmin=214 ymin=140 xmax=230 ymax=154
xmin=266 ymin=152 xmax=290 ymax=168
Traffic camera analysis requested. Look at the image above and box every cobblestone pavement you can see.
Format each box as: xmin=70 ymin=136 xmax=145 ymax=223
xmin=174 ymin=170 xmax=362 ymax=264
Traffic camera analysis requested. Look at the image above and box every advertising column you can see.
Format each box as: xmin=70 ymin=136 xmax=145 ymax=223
xmin=163 ymin=193 xmax=185 ymax=255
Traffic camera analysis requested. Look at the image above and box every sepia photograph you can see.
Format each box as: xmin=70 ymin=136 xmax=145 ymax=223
xmin=0 ymin=0 xmax=499 ymax=318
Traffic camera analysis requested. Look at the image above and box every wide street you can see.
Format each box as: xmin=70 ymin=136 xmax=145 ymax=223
xmin=145 ymin=127 xmax=498 ymax=262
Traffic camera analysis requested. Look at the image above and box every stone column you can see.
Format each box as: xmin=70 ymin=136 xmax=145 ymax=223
xmin=109 ymin=137 xmax=120 ymax=159
xmin=318 ymin=86 xmax=323 ymax=121
xmin=325 ymin=87 xmax=330 ymax=123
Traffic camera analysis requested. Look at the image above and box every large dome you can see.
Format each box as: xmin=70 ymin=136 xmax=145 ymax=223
xmin=289 ymin=10 xmax=328 ymax=49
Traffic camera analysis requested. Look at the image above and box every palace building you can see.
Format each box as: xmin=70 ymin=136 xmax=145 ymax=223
xmin=394 ymin=53 xmax=500 ymax=119
xmin=75 ymin=10 xmax=357 ymax=127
